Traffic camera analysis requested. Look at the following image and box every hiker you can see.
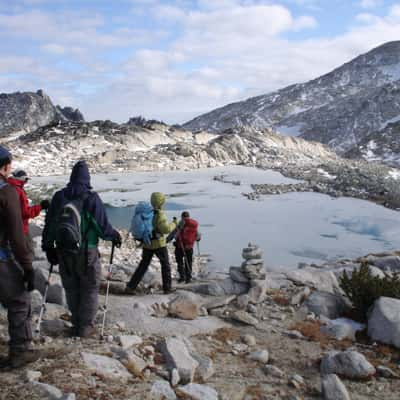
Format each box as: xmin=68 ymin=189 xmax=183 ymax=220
xmin=126 ymin=192 xmax=175 ymax=294
xmin=173 ymin=211 xmax=201 ymax=283
xmin=42 ymin=160 xmax=122 ymax=338
xmin=0 ymin=146 xmax=40 ymax=368
xmin=8 ymin=169 xmax=50 ymax=257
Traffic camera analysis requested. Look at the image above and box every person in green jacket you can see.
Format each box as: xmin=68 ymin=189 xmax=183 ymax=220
xmin=126 ymin=192 xmax=175 ymax=294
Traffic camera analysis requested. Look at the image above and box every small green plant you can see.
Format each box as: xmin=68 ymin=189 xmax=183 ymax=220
xmin=339 ymin=261 xmax=400 ymax=321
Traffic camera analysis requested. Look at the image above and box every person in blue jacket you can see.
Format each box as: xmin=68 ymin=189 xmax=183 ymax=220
xmin=42 ymin=161 xmax=121 ymax=337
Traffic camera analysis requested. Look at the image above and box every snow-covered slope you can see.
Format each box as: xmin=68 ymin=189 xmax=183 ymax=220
xmin=345 ymin=119 xmax=400 ymax=166
xmin=183 ymin=41 xmax=400 ymax=158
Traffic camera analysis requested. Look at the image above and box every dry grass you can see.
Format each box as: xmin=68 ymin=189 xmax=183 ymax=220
xmin=272 ymin=294 xmax=290 ymax=306
xmin=245 ymin=384 xmax=264 ymax=400
xmin=212 ymin=327 xmax=241 ymax=343
xmin=291 ymin=321 xmax=326 ymax=343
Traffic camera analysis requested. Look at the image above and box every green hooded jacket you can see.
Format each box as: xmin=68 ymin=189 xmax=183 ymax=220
xmin=144 ymin=192 xmax=175 ymax=250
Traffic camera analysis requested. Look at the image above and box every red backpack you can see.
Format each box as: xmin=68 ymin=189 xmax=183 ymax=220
xmin=178 ymin=218 xmax=198 ymax=249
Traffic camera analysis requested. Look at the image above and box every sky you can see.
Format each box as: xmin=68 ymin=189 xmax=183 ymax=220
xmin=1 ymin=0 xmax=400 ymax=124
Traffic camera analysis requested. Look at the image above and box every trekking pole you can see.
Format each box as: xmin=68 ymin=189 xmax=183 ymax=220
xmin=196 ymin=241 xmax=200 ymax=257
xmin=35 ymin=263 xmax=54 ymax=337
xmin=178 ymin=238 xmax=191 ymax=280
xmin=100 ymin=243 xmax=115 ymax=339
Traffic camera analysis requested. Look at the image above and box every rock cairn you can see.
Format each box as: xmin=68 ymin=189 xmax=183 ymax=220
xmin=241 ymin=243 xmax=266 ymax=280
xmin=229 ymin=244 xmax=268 ymax=312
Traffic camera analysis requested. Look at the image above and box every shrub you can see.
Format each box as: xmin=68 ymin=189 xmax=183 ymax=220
xmin=339 ymin=262 xmax=400 ymax=321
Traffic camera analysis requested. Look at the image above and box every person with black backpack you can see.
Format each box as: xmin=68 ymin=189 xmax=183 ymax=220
xmin=42 ymin=161 xmax=121 ymax=338
xmin=0 ymin=146 xmax=41 ymax=368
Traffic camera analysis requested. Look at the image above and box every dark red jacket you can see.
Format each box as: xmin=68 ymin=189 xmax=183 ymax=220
xmin=7 ymin=177 xmax=42 ymax=235
xmin=177 ymin=218 xmax=199 ymax=250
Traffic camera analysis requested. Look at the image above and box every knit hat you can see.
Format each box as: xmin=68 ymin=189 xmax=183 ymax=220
xmin=12 ymin=169 xmax=29 ymax=182
xmin=0 ymin=146 xmax=12 ymax=162
xmin=181 ymin=211 xmax=190 ymax=218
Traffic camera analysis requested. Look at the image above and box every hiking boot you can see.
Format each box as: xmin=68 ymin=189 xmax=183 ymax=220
xmin=185 ymin=277 xmax=192 ymax=284
xmin=67 ymin=326 xmax=79 ymax=337
xmin=177 ymin=278 xmax=185 ymax=283
xmin=79 ymin=326 xmax=97 ymax=338
xmin=9 ymin=349 xmax=41 ymax=369
xmin=124 ymin=285 xmax=137 ymax=295
xmin=163 ymin=288 xmax=176 ymax=295
xmin=0 ymin=355 xmax=11 ymax=370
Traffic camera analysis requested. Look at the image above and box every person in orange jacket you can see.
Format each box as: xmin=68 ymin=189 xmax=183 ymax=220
xmin=7 ymin=169 xmax=49 ymax=256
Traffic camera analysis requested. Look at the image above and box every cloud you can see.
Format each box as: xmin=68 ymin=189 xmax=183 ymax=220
xmin=358 ymin=0 xmax=383 ymax=9
xmin=1 ymin=1 xmax=400 ymax=125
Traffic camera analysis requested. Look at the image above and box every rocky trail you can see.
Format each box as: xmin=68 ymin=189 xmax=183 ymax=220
xmin=1 ymin=229 xmax=400 ymax=400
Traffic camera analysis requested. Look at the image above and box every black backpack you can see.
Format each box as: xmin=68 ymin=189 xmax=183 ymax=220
xmin=55 ymin=193 xmax=90 ymax=254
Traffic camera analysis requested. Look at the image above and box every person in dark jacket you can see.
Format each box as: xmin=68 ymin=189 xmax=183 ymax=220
xmin=42 ymin=160 xmax=121 ymax=338
xmin=0 ymin=146 xmax=41 ymax=368
xmin=8 ymin=169 xmax=50 ymax=257
xmin=173 ymin=211 xmax=200 ymax=283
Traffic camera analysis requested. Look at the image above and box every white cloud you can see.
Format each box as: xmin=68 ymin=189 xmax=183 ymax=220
xmin=1 ymin=1 xmax=400 ymax=124
xmin=359 ymin=0 xmax=383 ymax=9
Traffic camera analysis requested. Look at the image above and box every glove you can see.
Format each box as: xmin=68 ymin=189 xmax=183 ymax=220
xmin=40 ymin=199 xmax=50 ymax=211
xmin=24 ymin=269 xmax=35 ymax=292
xmin=112 ymin=230 xmax=122 ymax=248
xmin=151 ymin=230 xmax=161 ymax=240
xmin=45 ymin=248 xmax=59 ymax=265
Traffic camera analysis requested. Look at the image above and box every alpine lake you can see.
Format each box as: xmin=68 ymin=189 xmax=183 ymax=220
xmin=34 ymin=166 xmax=400 ymax=271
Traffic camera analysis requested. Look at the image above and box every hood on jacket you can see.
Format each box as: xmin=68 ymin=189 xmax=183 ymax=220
xmin=65 ymin=160 xmax=92 ymax=198
xmin=8 ymin=176 xmax=25 ymax=188
xmin=151 ymin=192 xmax=165 ymax=210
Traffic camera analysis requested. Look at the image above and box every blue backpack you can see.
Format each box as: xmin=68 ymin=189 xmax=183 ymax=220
xmin=130 ymin=202 xmax=154 ymax=245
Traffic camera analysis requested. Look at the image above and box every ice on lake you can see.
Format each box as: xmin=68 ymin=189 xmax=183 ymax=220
xmin=34 ymin=166 xmax=400 ymax=271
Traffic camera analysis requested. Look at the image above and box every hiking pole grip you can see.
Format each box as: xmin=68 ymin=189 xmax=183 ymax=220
xmin=110 ymin=242 xmax=115 ymax=265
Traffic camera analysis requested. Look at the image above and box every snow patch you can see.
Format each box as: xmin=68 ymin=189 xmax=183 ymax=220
xmin=379 ymin=65 xmax=400 ymax=81
xmin=275 ymin=124 xmax=303 ymax=137
xmin=317 ymin=168 xmax=336 ymax=180
xmin=379 ymin=114 xmax=400 ymax=130
xmin=388 ymin=169 xmax=400 ymax=180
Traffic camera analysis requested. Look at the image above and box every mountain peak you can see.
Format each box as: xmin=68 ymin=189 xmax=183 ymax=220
xmin=183 ymin=41 xmax=400 ymax=158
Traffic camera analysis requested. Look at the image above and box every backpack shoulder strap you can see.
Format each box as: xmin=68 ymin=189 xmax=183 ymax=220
xmin=81 ymin=191 xmax=96 ymax=241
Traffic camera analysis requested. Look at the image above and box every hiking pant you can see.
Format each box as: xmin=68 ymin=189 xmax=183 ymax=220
xmin=0 ymin=261 xmax=32 ymax=351
xmin=175 ymin=246 xmax=193 ymax=282
xmin=58 ymin=248 xmax=101 ymax=335
xmin=127 ymin=247 xmax=171 ymax=292
xmin=25 ymin=232 xmax=35 ymax=259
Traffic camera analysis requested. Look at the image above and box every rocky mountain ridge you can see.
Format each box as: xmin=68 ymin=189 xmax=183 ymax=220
xmin=183 ymin=41 xmax=400 ymax=160
xmin=0 ymin=90 xmax=84 ymax=138
xmin=6 ymin=120 xmax=336 ymax=176
xmin=6 ymin=119 xmax=400 ymax=211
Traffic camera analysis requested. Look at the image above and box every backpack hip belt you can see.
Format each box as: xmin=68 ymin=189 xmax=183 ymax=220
xmin=0 ymin=248 xmax=11 ymax=262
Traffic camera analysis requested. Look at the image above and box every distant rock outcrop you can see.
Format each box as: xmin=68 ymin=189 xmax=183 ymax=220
xmin=0 ymin=89 xmax=84 ymax=137
xmin=55 ymin=106 xmax=84 ymax=123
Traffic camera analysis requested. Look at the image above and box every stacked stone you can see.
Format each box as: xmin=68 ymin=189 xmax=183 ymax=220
xmin=229 ymin=243 xmax=267 ymax=307
xmin=241 ymin=244 xmax=266 ymax=280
